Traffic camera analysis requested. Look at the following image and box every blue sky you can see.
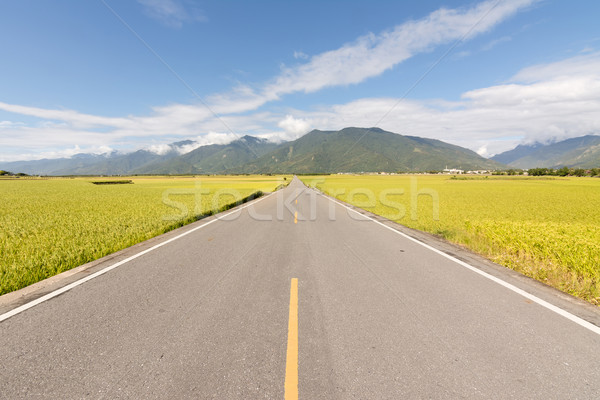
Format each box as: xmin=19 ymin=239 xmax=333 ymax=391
xmin=1 ymin=0 xmax=600 ymax=161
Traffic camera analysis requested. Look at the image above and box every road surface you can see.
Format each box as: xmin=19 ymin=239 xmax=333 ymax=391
xmin=1 ymin=177 xmax=599 ymax=399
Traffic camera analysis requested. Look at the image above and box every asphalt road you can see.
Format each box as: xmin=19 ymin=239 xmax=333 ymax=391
xmin=1 ymin=177 xmax=600 ymax=399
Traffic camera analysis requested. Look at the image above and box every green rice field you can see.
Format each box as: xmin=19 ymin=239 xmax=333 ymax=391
xmin=0 ymin=176 xmax=288 ymax=295
xmin=301 ymin=175 xmax=600 ymax=305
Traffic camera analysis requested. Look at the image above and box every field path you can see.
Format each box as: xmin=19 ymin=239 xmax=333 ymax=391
xmin=1 ymin=177 xmax=600 ymax=399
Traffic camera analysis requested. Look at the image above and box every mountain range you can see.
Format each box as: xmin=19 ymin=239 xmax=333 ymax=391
xmin=229 ymin=127 xmax=502 ymax=173
xmin=3 ymin=129 xmax=599 ymax=175
xmin=0 ymin=140 xmax=191 ymax=176
xmin=0 ymin=128 xmax=502 ymax=175
xmin=133 ymin=136 xmax=279 ymax=175
xmin=491 ymin=135 xmax=600 ymax=169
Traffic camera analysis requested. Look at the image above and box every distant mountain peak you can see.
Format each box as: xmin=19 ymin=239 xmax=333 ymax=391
xmin=171 ymin=139 xmax=196 ymax=147
xmin=492 ymin=134 xmax=600 ymax=168
xmin=237 ymin=135 xmax=266 ymax=144
xmin=71 ymin=152 xmax=115 ymax=160
xmin=363 ymin=127 xmax=386 ymax=134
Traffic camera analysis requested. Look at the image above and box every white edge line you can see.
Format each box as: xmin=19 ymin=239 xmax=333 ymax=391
xmin=0 ymin=192 xmax=275 ymax=323
xmin=322 ymin=193 xmax=600 ymax=336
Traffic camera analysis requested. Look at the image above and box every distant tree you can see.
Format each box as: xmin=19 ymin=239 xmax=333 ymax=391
xmin=528 ymin=168 xmax=550 ymax=176
xmin=527 ymin=166 xmax=600 ymax=177
xmin=556 ymin=166 xmax=570 ymax=177
xmin=0 ymin=170 xmax=8 ymax=176
xmin=15 ymin=172 xmax=28 ymax=177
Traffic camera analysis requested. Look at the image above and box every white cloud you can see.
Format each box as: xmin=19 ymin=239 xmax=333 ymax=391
xmin=0 ymin=145 xmax=114 ymax=162
xmin=147 ymin=143 xmax=173 ymax=155
xmin=481 ymin=35 xmax=512 ymax=51
xmin=476 ymin=145 xmax=489 ymax=157
xmin=145 ymin=132 xmax=243 ymax=156
xmin=0 ymin=121 xmax=24 ymax=129
xmin=277 ymin=115 xmax=312 ymax=140
xmin=581 ymin=46 xmax=595 ymax=54
xmin=186 ymin=132 xmax=240 ymax=149
xmin=293 ymin=51 xmax=309 ymax=60
xmin=454 ymin=50 xmax=472 ymax=59
xmin=137 ymin=0 xmax=206 ymax=28
xmin=0 ymin=125 xmax=116 ymax=149
xmin=0 ymin=102 xmax=132 ymax=129
xmin=511 ymin=52 xmax=600 ymax=83
xmin=173 ymin=142 xmax=200 ymax=154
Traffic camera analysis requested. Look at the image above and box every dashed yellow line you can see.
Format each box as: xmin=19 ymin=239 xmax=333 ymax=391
xmin=284 ymin=278 xmax=298 ymax=400
xmin=294 ymin=211 xmax=298 ymax=224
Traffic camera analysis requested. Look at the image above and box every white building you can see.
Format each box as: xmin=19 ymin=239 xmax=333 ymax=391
xmin=443 ymin=168 xmax=464 ymax=174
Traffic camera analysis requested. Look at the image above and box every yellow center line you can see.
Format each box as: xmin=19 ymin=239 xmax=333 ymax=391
xmin=284 ymin=278 xmax=299 ymax=400
xmin=294 ymin=211 xmax=298 ymax=224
